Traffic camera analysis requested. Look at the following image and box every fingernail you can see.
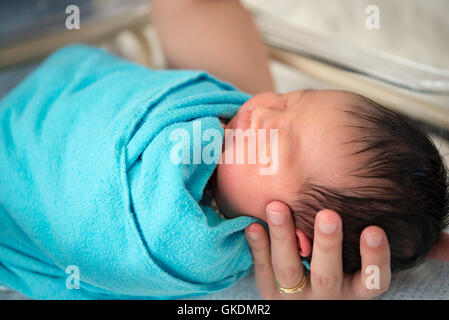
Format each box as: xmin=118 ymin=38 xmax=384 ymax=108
xmin=267 ymin=210 xmax=285 ymax=225
xmin=365 ymin=232 xmax=383 ymax=248
xmin=246 ymin=225 xmax=259 ymax=240
xmin=246 ymin=231 xmax=259 ymax=241
xmin=318 ymin=216 xmax=337 ymax=234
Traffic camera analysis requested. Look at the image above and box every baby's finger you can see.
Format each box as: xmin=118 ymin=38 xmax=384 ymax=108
xmin=266 ymin=201 xmax=304 ymax=292
xmin=245 ymin=223 xmax=279 ymax=299
xmin=349 ymin=226 xmax=391 ymax=299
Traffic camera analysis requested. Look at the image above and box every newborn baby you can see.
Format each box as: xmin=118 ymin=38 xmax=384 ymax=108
xmin=207 ymin=89 xmax=449 ymax=273
xmin=1 ymin=45 xmax=447 ymax=299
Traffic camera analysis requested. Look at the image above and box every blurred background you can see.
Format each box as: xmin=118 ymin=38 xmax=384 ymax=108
xmin=1 ymin=0 xmax=448 ymax=299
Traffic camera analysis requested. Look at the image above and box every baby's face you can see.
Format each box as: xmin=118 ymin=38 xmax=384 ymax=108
xmin=215 ymin=89 xmax=365 ymax=222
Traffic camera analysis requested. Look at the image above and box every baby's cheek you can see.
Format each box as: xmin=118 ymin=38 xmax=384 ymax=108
xmin=216 ymin=162 xmax=267 ymax=219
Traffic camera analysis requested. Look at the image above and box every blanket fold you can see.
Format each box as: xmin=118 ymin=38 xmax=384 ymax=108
xmin=0 ymin=44 xmax=257 ymax=299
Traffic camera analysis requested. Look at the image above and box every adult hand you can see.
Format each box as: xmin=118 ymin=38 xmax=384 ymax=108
xmin=245 ymin=201 xmax=391 ymax=299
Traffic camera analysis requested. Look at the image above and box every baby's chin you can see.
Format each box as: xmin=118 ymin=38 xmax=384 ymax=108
xmin=214 ymin=161 xmax=267 ymax=221
xmin=213 ymin=163 xmax=243 ymax=219
xmin=215 ymin=121 xmax=244 ymax=219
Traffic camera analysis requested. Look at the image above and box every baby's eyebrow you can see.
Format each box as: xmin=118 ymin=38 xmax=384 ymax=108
xmin=286 ymin=89 xmax=311 ymax=110
xmin=293 ymin=89 xmax=312 ymax=106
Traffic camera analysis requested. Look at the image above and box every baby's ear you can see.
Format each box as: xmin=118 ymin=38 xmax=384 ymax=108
xmin=427 ymin=232 xmax=449 ymax=261
xmin=295 ymin=228 xmax=312 ymax=258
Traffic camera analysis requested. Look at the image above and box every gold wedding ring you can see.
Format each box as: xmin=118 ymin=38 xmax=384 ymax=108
xmin=275 ymin=273 xmax=308 ymax=294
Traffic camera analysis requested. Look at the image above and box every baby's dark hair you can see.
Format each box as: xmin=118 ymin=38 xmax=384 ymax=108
xmin=292 ymin=95 xmax=449 ymax=273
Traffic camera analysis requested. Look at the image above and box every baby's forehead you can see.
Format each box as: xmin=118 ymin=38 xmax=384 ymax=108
xmin=291 ymin=92 xmax=373 ymax=189
xmin=289 ymin=90 xmax=367 ymax=126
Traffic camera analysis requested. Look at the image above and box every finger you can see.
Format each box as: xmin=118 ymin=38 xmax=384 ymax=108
xmin=348 ymin=226 xmax=391 ymax=299
xmin=265 ymin=201 xmax=304 ymax=291
xmin=245 ymin=222 xmax=279 ymax=299
xmin=309 ymin=209 xmax=344 ymax=298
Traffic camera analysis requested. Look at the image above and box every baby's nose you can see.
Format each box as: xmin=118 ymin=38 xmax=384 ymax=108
xmin=251 ymin=107 xmax=281 ymax=131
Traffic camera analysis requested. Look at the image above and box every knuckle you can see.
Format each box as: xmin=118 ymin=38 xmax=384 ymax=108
xmin=315 ymin=238 xmax=338 ymax=255
xmin=275 ymin=265 xmax=300 ymax=283
xmin=361 ymin=281 xmax=389 ymax=298
xmin=250 ymin=242 xmax=265 ymax=253
xmin=361 ymin=266 xmax=390 ymax=297
xmin=311 ymin=272 xmax=341 ymax=290
xmin=270 ymin=228 xmax=289 ymax=243
xmin=254 ymin=262 xmax=272 ymax=273
xmin=362 ymin=286 xmax=386 ymax=298
xmin=248 ymin=240 xmax=268 ymax=255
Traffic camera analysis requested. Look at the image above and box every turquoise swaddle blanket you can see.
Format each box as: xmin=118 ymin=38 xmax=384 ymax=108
xmin=0 ymin=45 xmax=258 ymax=299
